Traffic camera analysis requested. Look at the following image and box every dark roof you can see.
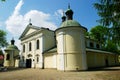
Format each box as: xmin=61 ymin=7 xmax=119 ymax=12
xmin=43 ymin=46 xmax=57 ymax=54
xmin=5 ymin=44 xmax=19 ymax=51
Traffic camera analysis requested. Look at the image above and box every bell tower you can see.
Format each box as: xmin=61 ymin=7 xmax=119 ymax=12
xmin=55 ymin=5 xmax=87 ymax=71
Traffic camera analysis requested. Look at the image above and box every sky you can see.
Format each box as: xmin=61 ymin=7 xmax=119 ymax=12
xmin=0 ymin=0 xmax=100 ymax=50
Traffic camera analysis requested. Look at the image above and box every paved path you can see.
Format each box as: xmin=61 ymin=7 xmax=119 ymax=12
xmin=0 ymin=66 xmax=120 ymax=80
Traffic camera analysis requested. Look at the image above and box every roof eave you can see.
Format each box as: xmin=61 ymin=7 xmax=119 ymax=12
xmin=55 ymin=26 xmax=87 ymax=32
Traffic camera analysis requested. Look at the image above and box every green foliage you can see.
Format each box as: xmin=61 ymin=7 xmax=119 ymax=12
xmin=1 ymin=0 xmax=5 ymax=2
xmin=85 ymin=32 xmax=90 ymax=38
xmin=94 ymin=0 xmax=120 ymax=53
xmin=94 ymin=0 xmax=120 ymax=26
xmin=88 ymin=25 xmax=108 ymax=46
xmin=88 ymin=25 xmax=119 ymax=54
xmin=0 ymin=30 xmax=8 ymax=47
xmin=94 ymin=0 xmax=120 ymax=46
xmin=104 ymin=40 xmax=118 ymax=53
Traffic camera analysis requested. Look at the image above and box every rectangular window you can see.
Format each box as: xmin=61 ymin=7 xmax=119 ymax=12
xmin=6 ymin=54 xmax=10 ymax=60
xmin=90 ymin=42 xmax=94 ymax=48
xmin=23 ymin=45 xmax=25 ymax=52
xmin=29 ymin=42 xmax=32 ymax=51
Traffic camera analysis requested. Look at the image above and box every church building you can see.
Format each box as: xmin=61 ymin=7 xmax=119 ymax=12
xmin=19 ymin=6 xmax=119 ymax=71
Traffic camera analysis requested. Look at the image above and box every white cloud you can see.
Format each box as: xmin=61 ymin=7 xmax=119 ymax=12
xmin=13 ymin=0 xmax=24 ymax=16
xmin=54 ymin=9 xmax=64 ymax=23
xmin=5 ymin=0 xmax=57 ymax=37
xmin=24 ymin=10 xmax=57 ymax=30
xmin=54 ymin=9 xmax=63 ymax=17
xmin=5 ymin=0 xmax=25 ymax=36
xmin=5 ymin=0 xmax=58 ymax=50
xmin=15 ymin=39 xmax=21 ymax=50
xmin=0 ymin=22 xmax=3 ymax=27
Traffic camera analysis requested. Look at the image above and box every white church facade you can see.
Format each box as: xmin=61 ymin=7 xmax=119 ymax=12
xmin=19 ymin=6 xmax=119 ymax=71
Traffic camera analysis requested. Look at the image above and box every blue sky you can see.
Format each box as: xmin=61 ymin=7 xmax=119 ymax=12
xmin=0 ymin=0 xmax=100 ymax=48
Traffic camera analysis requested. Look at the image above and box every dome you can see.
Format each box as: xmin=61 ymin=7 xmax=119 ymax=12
xmin=65 ymin=8 xmax=73 ymax=16
xmin=5 ymin=44 xmax=19 ymax=51
xmin=60 ymin=20 xmax=81 ymax=27
xmin=5 ymin=38 xmax=19 ymax=51
xmin=57 ymin=5 xmax=87 ymax=31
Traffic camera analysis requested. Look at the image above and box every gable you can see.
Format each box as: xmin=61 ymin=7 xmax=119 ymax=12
xmin=19 ymin=24 xmax=41 ymax=39
xmin=25 ymin=28 xmax=37 ymax=36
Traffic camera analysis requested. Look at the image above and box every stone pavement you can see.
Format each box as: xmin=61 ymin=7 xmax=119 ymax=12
xmin=0 ymin=66 xmax=120 ymax=80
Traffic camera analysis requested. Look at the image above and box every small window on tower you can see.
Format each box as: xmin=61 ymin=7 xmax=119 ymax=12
xmin=6 ymin=54 xmax=10 ymax=60
xmin=96 ymin=44 xmax=100 ymax=49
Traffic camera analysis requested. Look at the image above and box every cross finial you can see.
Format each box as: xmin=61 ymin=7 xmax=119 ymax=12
xmin=63 ymin=10 xmax=65 ymax=16
xmin=11 ymin=37 xmax=15 ymax=45
xmin=68 ymin=3 xmax=70 ymax=9
xmin=29 ymin=18 xmax=31 ymax=23
xmin=12 ymin=37 xmax=14 ymax=40
xmin=65 ymin=3 xmax=73 ymax=20
xmin=29 ymin=18 xmax=32 ymax=25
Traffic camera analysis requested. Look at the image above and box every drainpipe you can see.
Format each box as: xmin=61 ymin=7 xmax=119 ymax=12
xmin=12 ymin=50 xmax=14 ymax=67
xmin=39 ymin=34 xmax=44 ymax=69
xmin=63 ymin=34 xmax=65 ymax=72
xmin=42 ymin=53 xmax=44 ymax=69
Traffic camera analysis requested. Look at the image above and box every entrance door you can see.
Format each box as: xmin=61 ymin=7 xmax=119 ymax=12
xmin=26 ymin=59 xmax=32 ymax=68
xmin=105 ymin=59 xmax=109 ymax=67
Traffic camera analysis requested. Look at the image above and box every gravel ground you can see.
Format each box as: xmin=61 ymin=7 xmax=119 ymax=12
xmin=0 ymin=66 xmax=120 ymax=80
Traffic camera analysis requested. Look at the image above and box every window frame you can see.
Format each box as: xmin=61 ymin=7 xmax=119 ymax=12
xmin=96 ymin=44 xmax=100 ymax=49
xmin=36 ymin=39 xmax=39 ymax=49
xmin=23 ymin=44 xmax=25 ymax=52
xmin=29 ymin=42 xmax=32 ymax=51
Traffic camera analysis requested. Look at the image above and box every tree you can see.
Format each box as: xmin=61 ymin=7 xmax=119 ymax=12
xmin=94 ymin=0 xmax=120 ymax=46
xmin=105 ymin=40 xmax=118 ymax=53
xmin=0 ymin=30 xmax=8 ymax=47
xmin=87 ymin=25 xmax=119 ymax=53
xmin=88 ymin=25 xmax=108 ymax=46
xmin=1 ymin=0 xmax=5 ymax=1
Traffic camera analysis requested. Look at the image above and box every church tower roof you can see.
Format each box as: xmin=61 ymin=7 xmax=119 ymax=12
xmin=56 ymin=4 xmax=87 ymax=31
xmin=11 ymin=38 xmax=15 ymax=45
xmin=5 ymin=38 xmax=19 ymax=51
xmin=60 ymin=4 xmax=81 ymax=28
xmin=65 ymin=4 xmax=73 ymax=20
xmin=61 ymin=11 xmax=66 ymax=22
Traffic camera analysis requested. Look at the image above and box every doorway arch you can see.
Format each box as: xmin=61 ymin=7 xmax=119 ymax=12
xmin=105 ymin=59 xmax=109 ymax=67
xmin=26 ymin=59 xmax=32 ymax=68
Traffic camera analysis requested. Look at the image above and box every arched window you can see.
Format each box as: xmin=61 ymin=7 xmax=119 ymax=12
xmin=23 ymin=45 xmax=25 ymax=52
xmin=90 ymin=42 xmax=94 ymax=48
xmin=36 ymin=40 xmax=39 ymax=49
xmin=36 ymin=54 xmax=39 ymax=63
xmin=22 ymin=56 xmax=24 ymax=62
xmin=37 ymin=56 xmax=39 ymax=63
xmin=29 ymin=42 xmax=32 ymax=51
xmin=96 ymin=44 xmax=100 ymax=49
xmin=6 ymin=54 xmax=10 ymax=60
